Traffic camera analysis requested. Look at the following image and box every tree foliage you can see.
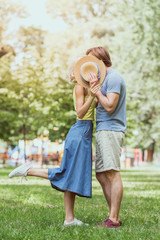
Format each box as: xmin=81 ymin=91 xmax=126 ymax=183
xmin=0 ymin=0 xmax=159 ymax=160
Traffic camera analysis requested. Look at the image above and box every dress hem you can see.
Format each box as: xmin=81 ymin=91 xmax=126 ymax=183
xmin=50 ymin=182 xmax=92 ymax=199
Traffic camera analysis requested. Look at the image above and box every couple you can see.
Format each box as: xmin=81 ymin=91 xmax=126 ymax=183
xmin=9 ymin=46 xmax=126 ymax=228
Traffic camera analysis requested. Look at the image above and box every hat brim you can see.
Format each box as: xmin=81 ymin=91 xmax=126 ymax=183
xmin=74 ymin=55 xmax=106 ymax=88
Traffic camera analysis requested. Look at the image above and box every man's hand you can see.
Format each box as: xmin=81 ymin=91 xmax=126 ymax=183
xmin=88 ymin=72 xmax=100 ymax=97
xmin=90 ymin=83 xmax=100 ymax=97
xmin=88 ymin=72 xmax=120 ymax=113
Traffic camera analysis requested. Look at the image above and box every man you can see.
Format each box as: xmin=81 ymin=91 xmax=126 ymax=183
xmin=87 ymin=47 xmax=126 ymax=228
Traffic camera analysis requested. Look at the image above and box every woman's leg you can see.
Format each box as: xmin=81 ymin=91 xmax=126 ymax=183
xmin=27 ymin=168 xmax=48 ymax=179
xmin=64 ymin=191 xmax=76 ymax=222
xmin=28 ymin=172 xmax=76 ymax=221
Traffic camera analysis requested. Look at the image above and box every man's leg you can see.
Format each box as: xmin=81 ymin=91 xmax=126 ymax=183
xmin=106 ymin=170 xmax=123 ymax=223
xmin=95 ymin=131 xmax=124 ymax=224
xmin=96 ymin=170 xmax=123 ymax=223
xmin=96 ymin=172 xmax=111 ymax=212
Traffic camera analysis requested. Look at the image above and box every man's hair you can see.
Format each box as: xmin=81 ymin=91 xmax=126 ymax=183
xmin=86 ymin=47 xmax=112 ymax=67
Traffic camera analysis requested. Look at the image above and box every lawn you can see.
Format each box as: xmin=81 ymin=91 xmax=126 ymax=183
xmin=0 ymin=166 xmax=160 ymax=240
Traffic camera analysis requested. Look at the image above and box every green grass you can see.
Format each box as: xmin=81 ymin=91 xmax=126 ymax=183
xmin=0 ymin=167 xmax=160 ymax=240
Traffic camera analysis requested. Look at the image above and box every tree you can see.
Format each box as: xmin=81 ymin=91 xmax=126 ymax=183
xmin=1 ymin=0 xmax=159 ymax=162
xmin=116 ymin=0 xmax=160 ymax=161
xmin=46 ymin=0 xmax=160 ymax=160
xmin=0 ymin=0 xmax=26 ymax=52
xmin=0 ymin=0 xmax=27 ymax=145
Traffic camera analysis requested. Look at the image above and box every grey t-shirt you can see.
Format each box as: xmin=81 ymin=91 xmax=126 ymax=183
xmin=96 ymin=68 xmax=126 ymax=132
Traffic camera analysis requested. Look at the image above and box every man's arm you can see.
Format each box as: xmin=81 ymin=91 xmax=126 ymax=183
xmin=89 ymin=72 xmax=120 ymax=114
xmin=96 ymin=91 xmax=119 ymax=114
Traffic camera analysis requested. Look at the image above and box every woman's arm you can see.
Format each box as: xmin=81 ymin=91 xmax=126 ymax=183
xmin=75 ymin=84 xmax=98 ymax=119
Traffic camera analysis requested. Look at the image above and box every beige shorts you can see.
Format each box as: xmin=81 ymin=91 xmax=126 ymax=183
xmin=95 ymin=130 xmax=125 ymax=172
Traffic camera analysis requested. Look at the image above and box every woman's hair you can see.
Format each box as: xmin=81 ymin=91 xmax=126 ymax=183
xmin=86 ymin=47 xmax=112 ymax=67
xmin=68 ymin=56 xmax=82 ymax=84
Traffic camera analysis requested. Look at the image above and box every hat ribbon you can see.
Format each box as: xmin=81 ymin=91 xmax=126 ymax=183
xmin=80 ymin=62 xmax=100 ymax=86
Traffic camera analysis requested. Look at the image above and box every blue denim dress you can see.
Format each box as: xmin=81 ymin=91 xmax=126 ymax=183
xmin=48 ymin=120 xmax=93 ymax=198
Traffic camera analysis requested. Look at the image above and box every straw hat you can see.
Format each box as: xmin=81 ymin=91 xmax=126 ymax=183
xmin=74 ymin=55 xmax=106 ymax=88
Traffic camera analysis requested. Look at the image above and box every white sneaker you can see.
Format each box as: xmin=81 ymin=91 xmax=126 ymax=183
xmin=64 ymin=218 xmax=89 ymax=226
xmin=8 ymin=162 xmax=32 ymax=179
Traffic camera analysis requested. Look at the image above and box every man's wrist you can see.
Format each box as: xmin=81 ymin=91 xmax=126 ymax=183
xmin=96 ymin=90 xmax=101 ymax=98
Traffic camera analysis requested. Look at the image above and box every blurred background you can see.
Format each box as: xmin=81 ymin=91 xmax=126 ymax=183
xmin=0 ymin=0 xmax=160 ymax=168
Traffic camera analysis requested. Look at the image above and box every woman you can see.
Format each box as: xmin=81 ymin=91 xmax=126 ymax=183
xmin=8 ymin=56 xmax=100 ymax=226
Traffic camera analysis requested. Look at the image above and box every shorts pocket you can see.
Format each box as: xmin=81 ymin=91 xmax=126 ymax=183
xmin=119 ymin=132 xmax=125 ymax=146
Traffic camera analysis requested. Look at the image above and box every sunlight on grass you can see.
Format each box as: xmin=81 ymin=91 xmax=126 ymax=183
xmin=0 ymin=167 xmax=160 ymax=240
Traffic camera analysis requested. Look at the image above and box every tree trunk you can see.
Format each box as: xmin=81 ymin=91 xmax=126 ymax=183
xmin=23 ymin=123 xmax=26 ymax=162
xmin=146 ymin=141 xmax=155 ymax=162
xmin=40 ymin=134 xmax=44 ymax=168
xmin=142 ymin=149 xmax=145 ymax=161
